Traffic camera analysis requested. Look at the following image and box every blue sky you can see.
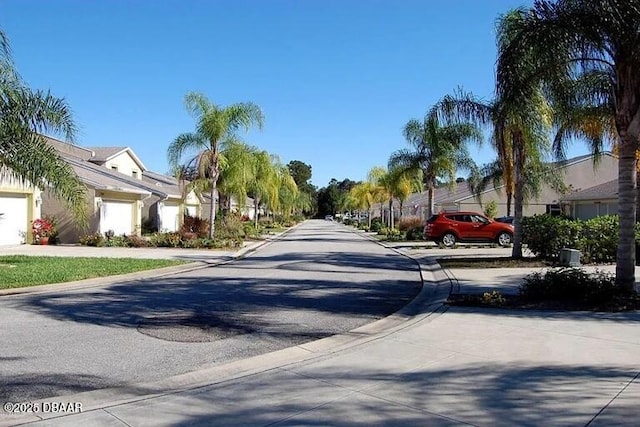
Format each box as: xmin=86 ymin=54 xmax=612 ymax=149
xmin=2 ymin=0 xmax=588 ymax=187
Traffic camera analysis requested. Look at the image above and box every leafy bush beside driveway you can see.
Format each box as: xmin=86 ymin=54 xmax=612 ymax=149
xmin=521 ymin=214 xmax=640 ymax=263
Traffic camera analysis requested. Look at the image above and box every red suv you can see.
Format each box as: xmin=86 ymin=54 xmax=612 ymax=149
xmin=424 ymin=212 xmax=514 ymax=247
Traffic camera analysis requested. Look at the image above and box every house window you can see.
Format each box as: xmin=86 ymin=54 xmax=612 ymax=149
xmin=132 ymin=171 xmax=138 ymax=179
xmin=546 ymin=204 xmax=561 ymax=216
xmin=111 ymin=166 xmax=118 ymax=172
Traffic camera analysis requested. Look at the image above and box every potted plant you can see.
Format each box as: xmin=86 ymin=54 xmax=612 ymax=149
xmin=32 ymin=217 xmax=56 ymax=245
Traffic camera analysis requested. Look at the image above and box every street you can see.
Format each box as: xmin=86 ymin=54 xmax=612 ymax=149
xmin=0 ymin=220 xmax=422 ymax=402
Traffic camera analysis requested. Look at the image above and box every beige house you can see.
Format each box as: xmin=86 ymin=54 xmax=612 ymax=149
xmin=0 ymin=169 xmax=42 ymax=245
xmin=42 ymin=137 xmax=203 ymax=242
xmin=42 ymin=140 xmax=151 ymax=243
xmin=378 ymin=152 xmax=619 ymax=221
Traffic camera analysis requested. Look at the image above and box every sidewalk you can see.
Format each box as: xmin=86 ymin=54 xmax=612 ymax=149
xmin=3 ymin=249 xmax=639 ymax=426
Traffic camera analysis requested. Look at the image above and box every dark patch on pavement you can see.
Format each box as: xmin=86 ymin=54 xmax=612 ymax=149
xmin=137 ymin=313 xmax=255 ymax=342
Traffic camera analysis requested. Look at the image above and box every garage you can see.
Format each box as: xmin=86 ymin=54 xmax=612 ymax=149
xmin=160 ymin=202 xmax=180 ymax=232
xmin=100 ymin=200 xmax=134 ymax=236
xmin=0 ymin=193 xmax=29 ymax=245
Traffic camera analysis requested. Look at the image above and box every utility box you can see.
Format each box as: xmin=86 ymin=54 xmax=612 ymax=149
xmin=559 ymin=248 xmax=581 ymax=267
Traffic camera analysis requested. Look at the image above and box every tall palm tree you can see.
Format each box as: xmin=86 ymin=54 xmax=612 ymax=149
xmin=433 ymin=11 xmax=554 ymax=259
xmin=0 ymin=29 xmax=87 ymax=222
xmin=498 ymin=0 xmax=640 ymax=289
xmin=432 ymin=90 xmax=516 ymax=215
xmin=390 ymin=114 xmax=481 ymax=221
xmin=167 ymin=92 xmax=264 ymax=238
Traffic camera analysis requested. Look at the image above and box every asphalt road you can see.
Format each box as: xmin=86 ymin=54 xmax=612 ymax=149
xmin=0 ymin=220 xmax=422 ymax=402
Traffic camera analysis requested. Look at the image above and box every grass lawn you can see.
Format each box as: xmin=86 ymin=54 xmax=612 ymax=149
xmin=0 ymin=256 xmax=187 ymax=290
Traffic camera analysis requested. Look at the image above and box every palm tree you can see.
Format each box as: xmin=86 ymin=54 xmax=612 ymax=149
xmin=498 ymin=0 xmax=640 ymax=289
xmin=248 ymin=149 xmax=278 ymax=229
xmin=217 ymin=141 xmax=256 ymax=214
xmin=432 ymin=90 xmax=516 ymax=216
xmin=432 ymin=11 xmax=555 ymax=259
xmin=390 ymin=114 xmax=481 ymax=221
xmin=368 ymin=166 xmax=395 ymax=227
xmin=349 ymin=182 xmax=375 ymax=228
xmin=386 ymin=164 xmax=423 ymax=221
xmin=0 ymin=29 xmax=87 ymax=222
xmin=274 ymin=165 xmax=299 ymax=219
xmin=167 ymin=92 xmax=264 ymax=238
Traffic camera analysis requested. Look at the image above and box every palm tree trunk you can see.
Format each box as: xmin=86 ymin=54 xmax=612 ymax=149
xmin=209 ymin=181 xmax=217 ymax=239
xmin=616 ymin=134 xmax=637 ymax=291
xmin=368 ymin=207 xmax=372 ymax=229
xmin=209 ymin=160 xmax=219 ymax=239
xmin=511 ymin=132 xmax=525 ymax=259
xmin=507 ymin=192 xmax=512 ymax=217
xmin=399 ymin=200 xmax=404 ymax=220
xmin=427 ymin=186 xmax=434 ymax=219
xmin=254 ymin=196 xmax=260 ymax=230
xmin=388 ymin=200 xmax=394 ymax=229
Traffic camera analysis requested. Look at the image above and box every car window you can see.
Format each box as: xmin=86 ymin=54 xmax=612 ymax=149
xmin=471 ymin=215 xmax=488 ymax=224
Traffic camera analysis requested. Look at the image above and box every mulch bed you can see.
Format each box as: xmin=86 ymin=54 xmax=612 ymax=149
xmin=447 ymin=292 xmax=640 ymax=312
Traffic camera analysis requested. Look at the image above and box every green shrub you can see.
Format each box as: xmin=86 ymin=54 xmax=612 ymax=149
xmin=578 ymin=215 xmax=620 ymax=263
xmin=258 ymin=217 xmax=274 ymax=229
xmin=291 ymin=214 xmax=305 ymax=223
xmin=520 ymin=268 xmax=618 ymax=304
xmin=357 ymin=222 xmax=370 ymax=232
xmin=521 ymin=215 xmax=581 ymax=260
xmin=405 ymin=226 xmax=424 ymax=241
xmin=522 ymin=214 xmax=640 ymax=263
xmin=377 ymin=227 xmax=404 ymax=241
xmin=370 ymin=217 xmax=384 ymax=233
xmin=149 ymin=232 xmax=182 ymax=248
xmin=103 ymin=235 xmax=128 ymax=247
xmin=215 ymin=214 xmax=245 ymax=241
xmin=125 ymin=235 xmax=149 ymax=248
xmin=243 ymin=222 xmax=263 ymax=239
xmin=79 ymin=233 xmax=104 ymax=247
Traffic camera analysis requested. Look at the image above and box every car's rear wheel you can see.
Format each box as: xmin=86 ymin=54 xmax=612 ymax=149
xmin=496 ymin=231 xmax=512 ymax=247
xmin=441 ymin=232 xmax=457 ymax=247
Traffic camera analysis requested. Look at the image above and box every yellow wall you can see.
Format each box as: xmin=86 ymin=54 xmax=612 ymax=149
xmin=0 ymin=171 xmax=42 ymax=243
xmin=105 ymin=152 xmax=143 ymax=180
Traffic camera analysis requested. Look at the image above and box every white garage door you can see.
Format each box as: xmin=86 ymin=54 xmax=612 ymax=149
xmin=0 ymin=193 xmax=28 ymax=245
xmin=100 ymin=200 xmax=134 ymax=236
xmin=160 ymin=203 xmax=180 ymax=232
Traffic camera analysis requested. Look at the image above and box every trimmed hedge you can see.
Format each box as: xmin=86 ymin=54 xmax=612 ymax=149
xmin=521 ymin=214 xmax=640 ymax=263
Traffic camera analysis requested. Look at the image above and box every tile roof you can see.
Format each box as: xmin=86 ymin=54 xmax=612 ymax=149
xmin=562 ymin=179 xmax=618 ymax=201
xmin=86 ymin=147 xmax=127 ymax=162
xmin=63 ymin=156 xmax=150 ymax=196
xmin=87 ymin=146 xmax=147 ymax=171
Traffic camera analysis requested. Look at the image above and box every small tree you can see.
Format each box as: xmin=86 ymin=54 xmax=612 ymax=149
xmin=483 ymin=200 xmax=498 ymax=219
